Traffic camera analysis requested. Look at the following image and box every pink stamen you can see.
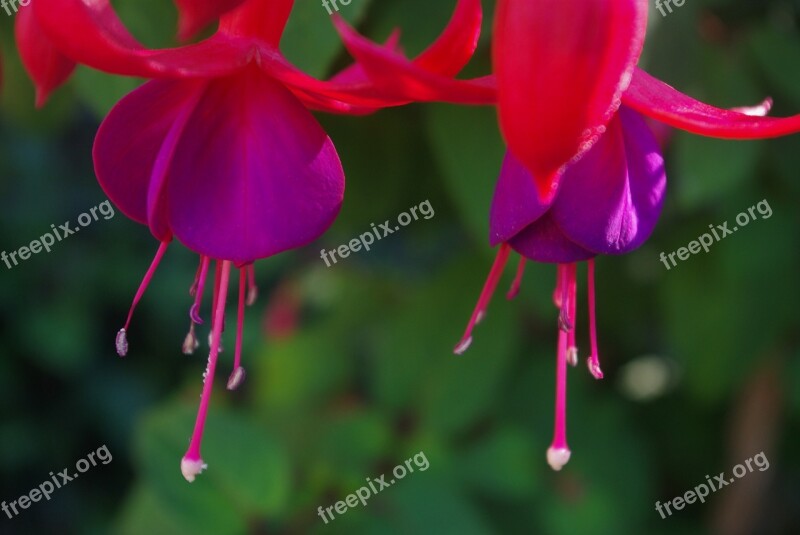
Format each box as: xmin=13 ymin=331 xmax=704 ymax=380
xmin=181 ymin=260 xmax=232 ymax=483
xmin=552 ymin=265 xmax=563 ymax=308
xmin=587 ymin=259 xmax=604 ymax=380
xmin=182 ymin=322 xmax=200 ymax=355
xmin=188 ymin=258 xmax=202 ymax=296
xmin=557 ymin=264 xmax=573 ymax=332
xmin=567 ymin=264 xmax=578 ymax=367
xmin=506 ymin=256 xmax=526 ymax=300
xmin=246 ymin=264 xmax=258 ymax=306
xmin=189 ymin=256 xmax=211 ymax=324
xmin=454 ymin=244 xmax=511 ymax=355
xmin=116 ymin=241 xmax=170 ymax=357
xmin=208 ymin=262 xmax=226 ymax=349
xmin=227 ymin=268 xmax=247 ymax=391
xmin=547 ymin=327 xmax=571 ymax=471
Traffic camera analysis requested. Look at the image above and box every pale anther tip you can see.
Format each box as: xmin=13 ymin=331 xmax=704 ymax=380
xmin=115 ymin=328 xmax=128 ymax=357
xmin=246 ymin=286 xmax=258 ymax=307
xmin=453 ymin=336 xmax=472 ymax=355
xmin=227 ymin=367 xmax=246 ymax=390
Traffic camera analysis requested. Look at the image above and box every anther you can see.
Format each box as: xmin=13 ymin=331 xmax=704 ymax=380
xmin=115 ymin=329 xmax=128 ymax=357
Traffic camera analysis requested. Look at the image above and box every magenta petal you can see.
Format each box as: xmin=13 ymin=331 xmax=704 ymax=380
xmin=94 ymin=79 xmax=205 ymax=229
xmin=509 ymin=212 xmax=595 ymax=264
xmin=489 ymin=151 xmax=554 ymax=246
xmin=166 ymin=68 xmax=344 ymax=263
xmin=551 ymin=107 xmax=666 ymax=255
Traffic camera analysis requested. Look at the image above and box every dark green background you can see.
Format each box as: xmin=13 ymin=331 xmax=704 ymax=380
xmin=1 ymin=1 xmax=799 ymax=533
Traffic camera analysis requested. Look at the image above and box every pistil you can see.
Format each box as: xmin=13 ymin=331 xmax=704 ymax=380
xmin=181 ymin=260 xmax=232 ymax=482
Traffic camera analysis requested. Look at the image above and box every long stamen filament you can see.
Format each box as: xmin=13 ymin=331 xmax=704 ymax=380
xmin=246 ymin=264 xmax=258 ymax=306
xmin=454 ymin=244 xmax=511 ymax=355
xmin=208 ymin=262 xmax=225 ymax=350
xmin=227 ymin=268 xmax=247 ymax=391
xmin=587 ymin=259 xmax=603 ymax=379
xmin=506 ymin=256 xmax=526 ymax=300
xmin=566 ymin=263 xmax=578 ymax=367
xmin=189 ymin=256 xmax=211 ymax=324
xmin=557 ymin=264 xmax=572 ymax=332
xmin=116 ymin=241 xmax=170 ymax=357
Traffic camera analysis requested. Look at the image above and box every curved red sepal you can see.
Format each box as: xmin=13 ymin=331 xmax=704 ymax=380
xmin=15 ymin=7 xmax=76 ymax=107
xmin=174 ymin=0 xmax=247 ymax=41
xmin=624 ymin=68 xmax=800 ymax=139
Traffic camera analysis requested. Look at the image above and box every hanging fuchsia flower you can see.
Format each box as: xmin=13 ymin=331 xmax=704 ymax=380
xmin=455 ymin=106 xmax=666 ymax=470
xmin=30 ymin=0 xmax=483 ymax=482
xmin=336 ymin=0 xmax=800 ymax=471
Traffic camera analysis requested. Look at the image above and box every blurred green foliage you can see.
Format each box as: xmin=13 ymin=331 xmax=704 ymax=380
xmin=1 ymin=1 xmax=799 ymax=534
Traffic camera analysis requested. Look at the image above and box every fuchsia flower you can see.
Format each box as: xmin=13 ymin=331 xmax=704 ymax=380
xmin=25 ymin=0 xmax=483 ymax=482
xmin=458 ymin=1 xmax=800 ymax=471
xmin=454 ymin=106 xmax=667 ymax=470
xmin=336 ymin=0 xmax=800 ymax=470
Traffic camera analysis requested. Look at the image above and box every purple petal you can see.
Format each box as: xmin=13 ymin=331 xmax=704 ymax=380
xmin=551 ymin=107 xmax=666 ymax=255
xmin=94 ymin=79 xmax=203 ymax=238
xmin=489 ymin=151 xmax=555 ymax=246
xmin=166 ymin=69 xmax=345 ymax=264
xmin=509 ymin=211 xmax=595 ymax=263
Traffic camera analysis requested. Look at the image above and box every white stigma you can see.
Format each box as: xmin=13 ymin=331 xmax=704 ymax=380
xmin=547 ymin=447 xmax=571 ymax=471
xmin=181 ymin=457 xmax=208 ymax=483
xmin=453 ymin=336 xmax=472 ymax=355
xmin=115 ymin=329 xmax=128 ymax=357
